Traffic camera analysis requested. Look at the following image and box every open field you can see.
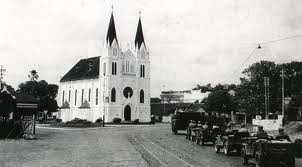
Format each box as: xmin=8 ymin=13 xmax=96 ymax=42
xmin=0 ymin=123 xmax=301 ymax=167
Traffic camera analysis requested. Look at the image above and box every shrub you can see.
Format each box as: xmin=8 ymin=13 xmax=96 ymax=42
xmin=284 ymin=121 xmax=302 ymax=134
xmin=112 ymin=117 xmax=121 ymax=124
xmin=65 ymin=118 xmax=92 ymax=127
xmin=95 ymin=117 xmax=103 ymax=124
xmin=134 ymin=119 xmax=139 ymax=124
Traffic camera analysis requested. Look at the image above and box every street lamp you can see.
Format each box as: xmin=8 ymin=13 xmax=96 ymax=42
xmin=163 ymin=85 xmax=166 ymax=116
xmin=264 ymin=77 xmax=270 ymax=119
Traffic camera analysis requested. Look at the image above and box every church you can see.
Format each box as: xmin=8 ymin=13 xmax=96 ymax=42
xmin=57 ymin=11 xmax=151 ymax=123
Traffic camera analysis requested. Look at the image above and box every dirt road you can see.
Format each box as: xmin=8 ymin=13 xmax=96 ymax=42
xmin=1 ymin=123 xmax=301 ymax=167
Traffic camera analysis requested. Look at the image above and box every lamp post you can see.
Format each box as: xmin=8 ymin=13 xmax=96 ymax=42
xmin=281 ymin=68 xmax=285 ymax=124
xmin=163 ymin=85 xmax=166 ymax=117
xmin=0 ymin=65 xmax=6 ymax=90
xmin=264 ymin=77 xmax=270 ymax=119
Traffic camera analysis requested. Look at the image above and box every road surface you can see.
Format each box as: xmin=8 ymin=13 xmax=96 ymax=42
xmin=1 ymin=123 xmax=301 ymax=167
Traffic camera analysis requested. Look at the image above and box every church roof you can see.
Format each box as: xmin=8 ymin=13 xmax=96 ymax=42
xmin=134 ymin=16 xmax=145 ymax=49
xmin=106 ymin=12 xmax=118 ymax=46
xmin=60 ymin=57 xmax=100 ymax=82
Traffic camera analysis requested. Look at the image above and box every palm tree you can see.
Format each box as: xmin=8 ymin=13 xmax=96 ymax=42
xmin=28 ymin=70 xmax=39 ymax=96
xmin=28 ymin=70 xmax=39 ymax=81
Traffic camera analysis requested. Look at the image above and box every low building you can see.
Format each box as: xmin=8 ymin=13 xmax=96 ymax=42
xmin=160 ymin=89 xmax=210 ymax=103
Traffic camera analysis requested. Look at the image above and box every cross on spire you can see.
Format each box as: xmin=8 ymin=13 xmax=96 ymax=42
xmin=135 ymin=11 xmax=145 ymax=49
xmin=106 ymin=7 xmax=118 ymax=46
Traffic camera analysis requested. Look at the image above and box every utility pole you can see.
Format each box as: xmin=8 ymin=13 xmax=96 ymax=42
xmin=103 ymin=72 xmax=106 ymax=127
xmin=0 ymin=65 xmax=6 ymax=90
xmin=163 ymin=85 xmax=166 ymax=116
xmin=281 ymin=68 xmax=285 ymax=121
xmin=264 ymin=77 xmax=270 ymax=119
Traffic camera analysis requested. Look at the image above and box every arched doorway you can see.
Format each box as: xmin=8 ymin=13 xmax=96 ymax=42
xmin=124 ymin=105 xmax=131 ymax=121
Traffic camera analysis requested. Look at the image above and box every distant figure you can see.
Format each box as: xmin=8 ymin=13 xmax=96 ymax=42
xmin=202 ymin=121 xmax=209 ymax=130
xmin=238 ymin=123 xmax=248 ymax=133
xmin=256 ymin=126 xmax=268 ymax=139
xmin=196 ymin=121 xmax=202 ymax=128
xmin=275 ymin=128 xmax=291 ymax=141
xmin=188 ymin=120 xmax=197 ymax=129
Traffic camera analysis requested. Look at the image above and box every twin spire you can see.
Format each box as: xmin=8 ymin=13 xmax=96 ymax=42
xmin=106 ymin=10 xmax=145 ymax=49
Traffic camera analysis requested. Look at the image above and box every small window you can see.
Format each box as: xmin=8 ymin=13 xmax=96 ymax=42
xmin=96 ymin=88 xmax=98 ymax=105
xmin=140 ymin=89 xmax=144 ymax=103
xmin=113 ymin=48 xmax=117 ymax=56
xmin=111 ymin=88 xmax=116 ymax=102
xmin=141 ymin=51 xmax=145 ymax=59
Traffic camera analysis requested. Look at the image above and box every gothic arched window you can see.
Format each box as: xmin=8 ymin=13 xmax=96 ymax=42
xmin=96 ymin=88 xmax=99 ymax=105
xmin=111 ymin=88 xmax=116 ymax=102
xmin=62 ymin=91 xmax=65 ymax=104
xmin=81 ymin=89 xmax=84 ymax=104
xmin=68 ymin=90 xmax=71 ymax=102
xmin=140 ymin=89 xmax=144 ymax=103
xmin=88 ymin=89 xmax=91 ymax=102
xmin=75 ymin=89 xmax=77 ymax=105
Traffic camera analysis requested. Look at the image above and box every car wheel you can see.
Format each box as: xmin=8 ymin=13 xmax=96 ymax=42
xmin=224 ymin=144 xmax=230 ymax=155
xmin=196 ymin=139 xmax=200 ymax=145
xmin=215 ymin=141 xmax=220 ymax=153
xmin=242 ymin=150 xmax=248 ymax=165
xmin=255 ymin=152 xmax=265 ymax=167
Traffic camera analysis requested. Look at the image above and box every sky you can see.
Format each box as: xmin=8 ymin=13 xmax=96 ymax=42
xmin=1 ymin=0 xmax=302 ymax=97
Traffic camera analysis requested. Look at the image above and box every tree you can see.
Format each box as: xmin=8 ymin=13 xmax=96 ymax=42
xmin=151 ymin=97 xmax=162 ymax=103
xmin=28 ymin=70 xmax=39 ymax=81
xmin=192 ymin=83 xmax=212 ymax=92
xmin=286 ymin=94 xmax=302 ymax=121
xmin=238 ymin=61 xmax=281 ymax=117
xmin=17 ymin=75 xmax=59 ymax=114
xmin=0 ymin=91 xmax=16 ymax=119
xmin=48 ymin=84 xmax=59 ymax=99
xmin=203 ymin=90 xmax=234 ymax=114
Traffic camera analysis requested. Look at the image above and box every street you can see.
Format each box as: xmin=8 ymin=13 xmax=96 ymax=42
xmin=1 ymin=123 xmax=301 ymax=167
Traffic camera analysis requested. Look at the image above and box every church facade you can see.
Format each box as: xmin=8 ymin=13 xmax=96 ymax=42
xmin=57 ymin=12 xmax=151 ymax=123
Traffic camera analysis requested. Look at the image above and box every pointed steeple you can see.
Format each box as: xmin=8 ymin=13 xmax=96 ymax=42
xmin=106 ymin=8 xmax=118 ymax=47
xmin=135 ymin=11 xmax=145 ymax=49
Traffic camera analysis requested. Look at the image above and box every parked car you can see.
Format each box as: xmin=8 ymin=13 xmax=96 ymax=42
xmin=241 ymin=137 xmax=298 ymax=167
xmin=214 ymin=124 xmax=249 ymax=155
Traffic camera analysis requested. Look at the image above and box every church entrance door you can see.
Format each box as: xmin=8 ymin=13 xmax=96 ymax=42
xmin=124 ymin=105 xmax=131 ymax=121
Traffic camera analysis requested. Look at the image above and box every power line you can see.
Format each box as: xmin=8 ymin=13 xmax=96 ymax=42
xmin=223 ymin=47 xmax=258 ymax=84
xmin=259 ymin=34 xmax=302 ymax=45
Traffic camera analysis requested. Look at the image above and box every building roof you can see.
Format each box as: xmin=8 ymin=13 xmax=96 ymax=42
xmin=106 ymin=12 xmax=118 ymax=46
xmin=60 ymin=57 xmax=100 ymax=82
xmin=135 ymin=16 xmax=145 ymax=49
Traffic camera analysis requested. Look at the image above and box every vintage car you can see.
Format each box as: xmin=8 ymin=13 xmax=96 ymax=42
xmin=172 ymin=112 xmax=204 ymax=134
xmin=241 ymin=137 xmax=299 ymax=167
xmin=186 ymin=122 xmax=201 ymax=141
xmin=214 ymin=124 xmax=249 ymax=155
xmin=195 ymin=126 xmax=222 ymax=145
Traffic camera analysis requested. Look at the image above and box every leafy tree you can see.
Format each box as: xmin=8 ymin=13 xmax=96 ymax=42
xmin=0 ymin=91 xmax=16 ymax=119
xmin=193 ymin=83 xmax=212 ymax=92
xmin=17 ymin=70 xmax=59 ymax=114
xmin=151 ymin=97 xmax=162 ymax=103
xmin=238 ymin=61 xmax=281 ymax=117
xmin=286 ymin=94 xmax=301 ymax=121
xmin=203 ymin=90 xmax=234 ymax=114
xmin=28 ymin=70 xmax=39 ymax=81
